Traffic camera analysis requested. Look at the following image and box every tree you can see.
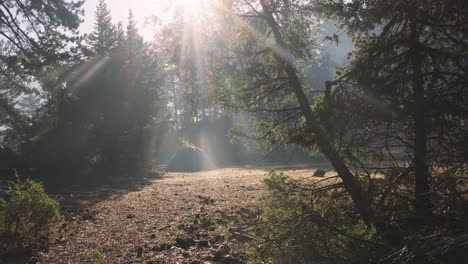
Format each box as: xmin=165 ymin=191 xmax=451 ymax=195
xmin=239 ymin=0 xmax=467 ymax=261
xmin=85 ymin=0 xmax=117 ymax=56
xmin=126 ymin=10 xmax=143 ymax=48
xmin=319 ymin=0 xmax=468 ymax=220
xmin=0 ymin=0 xmax=83 ymax=144
xmin=153 ymin=6 xmax=219 ymax=132
xmin=215 ymin=0 xmax=373 ymax=225
xmin=120 ymin=10 xmax=169 ymax=171
xmin=215 ymin=0 xmax=468 ymax=261
xmin=22 ymin=6 xmax=169 ymax=176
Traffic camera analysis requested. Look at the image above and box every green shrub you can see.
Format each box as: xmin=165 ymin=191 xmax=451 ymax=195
xmin=88 ymin=249 xmax=106 ymax=264
xmin=250 ymin=171 xmax=381 ymax=264
xmin=0 ymin=178 xmax=62 ymax=248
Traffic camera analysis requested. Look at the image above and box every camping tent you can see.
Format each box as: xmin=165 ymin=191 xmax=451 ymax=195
xmin=167 ymin=146 xmax=214 ymax=172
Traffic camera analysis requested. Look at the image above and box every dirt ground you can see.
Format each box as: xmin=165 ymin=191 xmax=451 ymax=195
xmin=35 ymin=165 xmax=328 ymax=264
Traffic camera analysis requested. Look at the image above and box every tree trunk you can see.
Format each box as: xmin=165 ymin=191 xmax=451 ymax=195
xmin=409 ymin=14 xmax=432 ymax=218
xmin=259 ymin=0 xmax=373 ymax=226
xmin=171 ymin=65 xmax=180 ymax=131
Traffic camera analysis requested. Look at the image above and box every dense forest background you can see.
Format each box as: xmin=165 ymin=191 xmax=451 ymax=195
xmin=0 ymin=0 xmax=330 ymax=181
xmin=0 ymin=0 xmax=467 ymax=263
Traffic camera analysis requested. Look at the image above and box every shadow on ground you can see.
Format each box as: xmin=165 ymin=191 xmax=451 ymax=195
xmin=241 ymin=162 xmax=332 ymax=171
xmin=39 ymin=170 xmax=166 ymax=212
xmin=0 ymin=169 xmax=167 ymax=264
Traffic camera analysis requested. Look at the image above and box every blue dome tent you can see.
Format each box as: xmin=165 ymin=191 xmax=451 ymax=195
xmin=167 ymin=146 xmax=214 ymax=172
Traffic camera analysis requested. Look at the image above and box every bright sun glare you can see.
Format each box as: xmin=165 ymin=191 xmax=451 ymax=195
xmin=171 ymin=0 xmax=210 ymax=17
xmin=176 ymin=0 xmax=207 ymax=9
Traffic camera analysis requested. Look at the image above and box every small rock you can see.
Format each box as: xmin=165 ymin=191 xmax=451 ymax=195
xmin=220 ymin=254 xmax=243 ymax=264
xmin=136 ymin=246 xmax=143 ymax=258
xmin=217 ymin=243 xmax=231 ymax=255
xmin=201 ymin=254 xmax=214 ymax=261
xmin=214 ymin=234 xmax=225 ymax=242
xmin=82 ymin=213 xmax=94 ymax=221
xmin=158 ymin=225 xmax=171 ymax=231
xmin=175 ymin=236 xmax=194 ymax=249
xmin=127 ymin=213 xmax=135 ymax=219
xmin=159 ymin=243 xmax=172 ymax=251
xmin=197 ymin=240 xmax=209 ymax=247
xmin=214 ymin=251 xmax=224 ymax=261
xmin=55 ymin=238 xmax=67 ymax=244
xmin=313 ymin=169 xmax=326 ymax=177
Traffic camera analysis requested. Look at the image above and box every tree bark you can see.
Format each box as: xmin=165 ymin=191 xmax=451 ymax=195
xmin=259 ymin=0 xmax=373 ymax=226
xmin=409 ymin=14 xmax=432 ymax=218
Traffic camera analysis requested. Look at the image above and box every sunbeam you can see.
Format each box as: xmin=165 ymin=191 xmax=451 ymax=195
xmin=68 ymin=56 xmax=110 ymax=90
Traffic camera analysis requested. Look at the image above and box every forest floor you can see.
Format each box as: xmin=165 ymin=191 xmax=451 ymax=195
xmin=34 ymin=165 xmax=329 ymax=264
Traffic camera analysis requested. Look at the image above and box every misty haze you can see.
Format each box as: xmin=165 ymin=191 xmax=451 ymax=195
xmin=0 ymin=0 xmax=467 ymax=263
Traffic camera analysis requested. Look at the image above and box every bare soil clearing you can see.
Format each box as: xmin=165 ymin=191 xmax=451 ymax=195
xmin=37 ymin=166 xmax=327 ymax=263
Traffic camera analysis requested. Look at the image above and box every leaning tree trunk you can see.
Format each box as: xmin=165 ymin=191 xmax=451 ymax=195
xmin=259 ymin=0 xmax=373 ymax=226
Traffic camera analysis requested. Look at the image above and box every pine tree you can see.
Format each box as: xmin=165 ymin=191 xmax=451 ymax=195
xmin=213 ymin=0 xmax=373 ymax=225
xmin=319 ymin=0 xmax=468 ymax=221
xmin=121 ymin=9 xmax=168 ymax=170
xmin=115 ymin=22 xmax=126 ymax=47
xmin=126 ymin=10 xmax=145 ymax=52
xmin=86 ymin=0 xmax=117 ymax=55
xmin=0 ymin=0 xmax=82 ymax=145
